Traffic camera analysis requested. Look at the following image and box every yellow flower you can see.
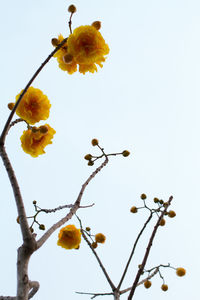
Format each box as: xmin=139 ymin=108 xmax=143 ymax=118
xmin=20 ymin=124 xmax=56 ymax=157
xmin=15 ymin=87 xmax=51 ymax=125
xmin=95 ymin=233 xmax=106 ymax=244
xmin=176 ymin=267 xmax=186 ymax=277
xmin=57 ymin=225 xmax=81 ymax=250
xmin=54 ymin=25 xmax=109 ymax=75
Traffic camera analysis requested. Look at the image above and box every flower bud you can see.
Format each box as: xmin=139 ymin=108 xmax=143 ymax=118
xmin=168 ymin=210 xmax=176 ymax=218
xmin=86 ymin=227 xmax=91 ymax=231
xmin=16 ymin=216 xmax=20 ymax=224
xmin=33 ymin=200 xmax=37 ymax=205
xmin=39 ymin=125 xmax=49 ymax=134
xmin=91 ymin=242 xmax=98 ymax=249
xmin=159 ymin=218 xmax=166 ymax=226
xmin=144 ymin=280 xmax=152 ymax=289
xmin=68 ymin=4 xmax=77 ymax=13
xmin=39 ymin=224 xmax=45 ymax=230
xmin=161 ymin=284 xmax=168 ymax=291
xmin=92 ymin=21 xmax=101 ymax=30
xmin=154 ymin=197 xmax=159 ymax=203
xmin=31 ymin=126 xmax=39 ymax=133
xmin=140 ymin=193 xmax=147 ymax=200
xmin=91 ymin=138 xmax=99 ymax=146
xmin=176 ymin=267 xmax=186 ymax=277
xmin=130 ymin=206 xmax=138 ymax=213
xmin=95 ymin=233 xmax=106 ymax=244
xmin=51 ymin=38 xmax=60 ymax=47
xmin=63 ymin=53 xmax=73 ymax=64
xmin=30 ymin=227 xmax=34 ymax=233
xmin=8 ymin=102 xmax=15 ymax=110
xmin=122 ymin=150 xmax=130 ymax=157
xmin=88 ymin=161 xmax=94 ymax=166
xmin=84 ymin=154 xmax=92 ymax=160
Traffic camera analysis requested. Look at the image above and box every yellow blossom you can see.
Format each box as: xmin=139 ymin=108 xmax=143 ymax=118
xmin=15 ymin=87 xmax=51 ymax=125
xmin=57 ymin=225 xmax=81 ymax=250
xmin=20 ymin=124 xmax=56 ymax=157
xmin=95 ymin=233 xmax=106 ymax=244
xmin=54 ymin=25 xmax=109 ymax=74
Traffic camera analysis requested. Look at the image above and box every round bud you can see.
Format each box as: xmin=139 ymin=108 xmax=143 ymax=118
xmin=33 ymin=200 xmax=37 ymax=205
xmin=63 ymin=53 xmax=73 ymax=64
xmin=163 ymin=202 xmax=168 ymax=207
xmin=168 ymin=210 xmax=176 ymax=218
xmin=95 ymin=233 xmax=106 ymax=244
xmin=92 ymin=21 xmax=101 ymax=30
xmin=8 ymin=102 xmax=15 ymax=110
xmin=31 ymin=126 xmax=38 ymax=133
xmin=161 ymin=284 xmax=168 ymax=291
xmin=159 ymin=200 xmax=164 ymax=204
xmin=153 ymin=197 xmax=159 ymax=203
xmin=86 ymin=227 xmax=91 ymax=231
xmin=84 ymin=154 xmax=92 ymax=160
xmin=140 ymin=193 xmax=147 ymax=200
xmin=88 ymin=161 xmax=94 ymax=166
xmin=159 ymin=218 xmax=166 ymax=226
xmin=68 ymin=4 xmax=77 ymax=13
xmin=91 ymin=138 xmax=99 ymax=146
xmin=122 ymin=150 xmax=130 ymax=157
xmin=144 ymin=280 xmax=152 ymax=289
xmin=16 ymin=216 xmax=20 ymax=224
xmin=91 ymin=242 xmax=98 ymax=249
xmin=39 ymin=125 xmax=49 ymax=134
xmin=30 ymin=227 xmax=34 ymax=233
xmin=51 ymin=38 xmax=60 ymax=47
xmin=130 ymin=206 xmax=138 ymax=213
xmin=39 ymin=224 xmax=45 ymax=230
xmin=176 ymin=267 xmax=186 ymax=277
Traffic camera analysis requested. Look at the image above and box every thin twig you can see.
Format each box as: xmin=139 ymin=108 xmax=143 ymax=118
xmin=117 ymin=212 xmax=153 ymax=290
xmin=36 ymin=157 xmax=108 ymax=249
xmin=78 ymin=218 xmax=116 ymax=291
xmin=120 ymin=267 xmax=159 ymax=295
xmin=76 ymin=291 xmax=113 ymax=299
xmin=40 ymin=203 xmax=94 ymax=213
xmin=0 ymin=37 xmax=68 ymax=145
xmin=127 ymin=196 xmax=173 ymax=299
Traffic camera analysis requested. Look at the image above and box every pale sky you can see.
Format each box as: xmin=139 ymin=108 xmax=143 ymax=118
xmin=0 ymin=0 xmax=199 ymax=299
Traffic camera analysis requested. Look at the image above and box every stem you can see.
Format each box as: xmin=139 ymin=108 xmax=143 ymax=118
xmin=127 ymin=196 xmax=173 ymax=299
xmin=117 ymin=212 xmax=153 ymax=290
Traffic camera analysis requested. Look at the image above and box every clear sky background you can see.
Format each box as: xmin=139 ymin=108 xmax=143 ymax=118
xmin=0 ymin=0 xmax=199 ymax=299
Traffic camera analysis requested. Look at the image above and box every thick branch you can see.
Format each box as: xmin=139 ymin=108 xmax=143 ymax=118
xmin=127 ymin=196 xmax=173 ymax=299
xmin=36 ymin=157 xmax=108 ymax=249
xmin=0 ymin=38 xmax=68 ymax=145
xmin=0 ymin=145 xmax=34 ymax=245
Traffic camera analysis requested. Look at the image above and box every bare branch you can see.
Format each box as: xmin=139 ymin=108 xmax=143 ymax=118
xmin=117 ymin=212 xmax=153 ymax=290
xmin=0 ymin=297 xmax=16 ymax=300
xmin=80 ymin=223 xmax=116 ymax=291
xmin=127 ymin=196 xmax=173 ymax=299
xmin=40 ymin=203 xmax=95 ymax=213
xmin=36 ymin=157 xmax=108 ymax=249
xmin=76 ymin=291 xmax=113 ymax=299
xmin=120 ymin=267 xmax=159 ymax=295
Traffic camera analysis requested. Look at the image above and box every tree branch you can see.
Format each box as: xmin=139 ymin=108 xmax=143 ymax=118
xmin=28 ymin=281 xmax=40 ymax=299
xmin=0 ymin=145 xmax=34 ymax=246
xmin=36 ymin=157 xmax=108 ymax=249
xmin=117 ymin=212 xmax=153 ymax=290
xmin=127 ymin=196 xmax=173 ymax=299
